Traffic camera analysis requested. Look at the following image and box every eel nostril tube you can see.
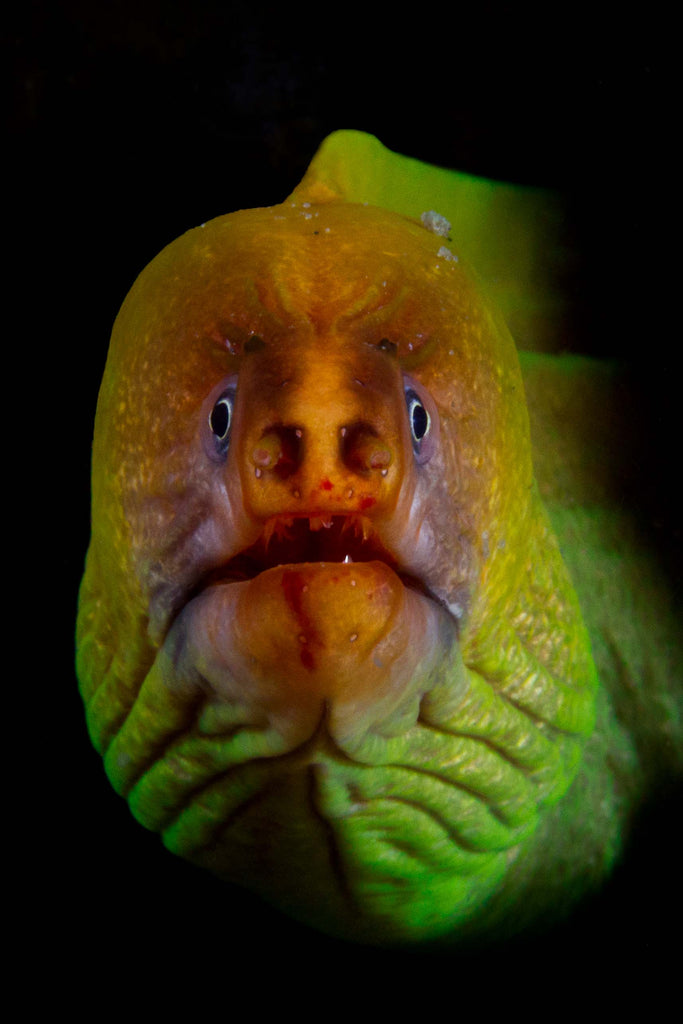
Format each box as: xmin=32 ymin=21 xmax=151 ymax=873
xmin=341 ymin=423 xmax=393 ymax=474
xmin=251 ymin=433 xmax=282 ymax=469
xmin=251 ymin=427 xmax=301 ymax=477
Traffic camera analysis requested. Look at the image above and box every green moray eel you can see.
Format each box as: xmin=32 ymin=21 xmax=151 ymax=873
xmin=76 ymin=130 xmax=682 ymax=946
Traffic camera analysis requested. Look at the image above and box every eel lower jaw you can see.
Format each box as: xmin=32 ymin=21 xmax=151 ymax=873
xmin=156 ymin=512 xmax=462 ymax=756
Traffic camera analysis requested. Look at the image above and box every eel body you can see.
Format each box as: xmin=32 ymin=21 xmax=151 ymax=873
xmin=76 ymin=130 xmax=681 ymax=945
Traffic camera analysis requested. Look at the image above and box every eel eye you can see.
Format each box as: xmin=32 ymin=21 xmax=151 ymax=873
xmin=202 ymin=375 xmax=239 ymax=463
xmin=405 ymin=388 xmax=430 ymax=447
xmin=402 ymin=378 xmax=438 ymax=465
xmin=209 ymin=390 xmax=235 ymax=451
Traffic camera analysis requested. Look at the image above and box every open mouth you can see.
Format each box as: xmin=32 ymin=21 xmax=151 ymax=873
xmin=203 ymin=514 xmax=429 ymax=596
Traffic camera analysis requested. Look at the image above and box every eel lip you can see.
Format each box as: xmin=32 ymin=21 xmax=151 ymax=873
xmin=200 ymin=513 xmax=432 ymax=598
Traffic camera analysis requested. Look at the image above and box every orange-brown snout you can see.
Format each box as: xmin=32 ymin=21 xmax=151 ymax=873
xmin=231 ymin=344 xmax=411 ymax=524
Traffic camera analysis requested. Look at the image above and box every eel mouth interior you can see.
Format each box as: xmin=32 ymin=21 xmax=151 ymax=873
xmin=202 ymin=514 xmax=430 ymax=596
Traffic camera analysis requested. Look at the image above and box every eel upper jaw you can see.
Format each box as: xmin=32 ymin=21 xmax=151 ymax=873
xmin=198 ymin=512 xmax=441 ymax=605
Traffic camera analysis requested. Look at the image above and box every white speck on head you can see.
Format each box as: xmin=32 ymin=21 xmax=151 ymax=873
xmin=448 ymin=601 xmax=464 ymax=620
xmin=437 ymin=245 xmax=458 ymax=262
xmin=302 ymin=201 xmax=311 ymax=208
xmin=421 ymin=210 xmax=452 ymax=237
xmin=349 ymin=633 xmax=358 ymax=642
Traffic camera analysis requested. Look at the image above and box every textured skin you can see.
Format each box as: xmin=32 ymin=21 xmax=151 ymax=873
xmin=76 ymin=132 xmax=680 ymax=946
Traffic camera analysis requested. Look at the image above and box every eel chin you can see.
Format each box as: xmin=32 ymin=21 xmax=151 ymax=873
xmin=179 ymin=558 xmax=453 ymax=748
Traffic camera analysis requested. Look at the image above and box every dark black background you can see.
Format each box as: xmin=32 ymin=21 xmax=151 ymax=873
xmin=9 ymin=0 xmax=678 ymax=1007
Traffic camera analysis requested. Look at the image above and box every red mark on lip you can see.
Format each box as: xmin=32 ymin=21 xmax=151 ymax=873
xmin=299 ymin=645 xmax=315 ymax=671
xmin=282 ymin=569 xmax=317 ymax=671
xmin=359 ymin=496 xmax=376 ymax=510
xmin=319 ymin=478 xmax=333 ymax=491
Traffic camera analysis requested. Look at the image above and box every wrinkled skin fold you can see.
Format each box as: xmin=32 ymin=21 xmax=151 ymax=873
xmin=77 ymin=139 xmax=601 ymax=944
